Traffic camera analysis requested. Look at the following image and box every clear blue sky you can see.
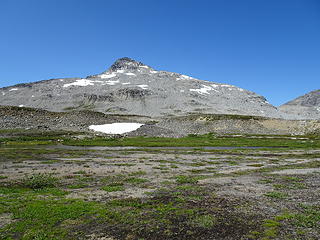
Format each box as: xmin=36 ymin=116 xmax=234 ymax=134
xmin=0 ymin=0 xmax=319 ymax=106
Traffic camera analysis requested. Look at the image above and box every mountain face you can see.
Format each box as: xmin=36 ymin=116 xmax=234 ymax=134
xmin=0 ymin=57 xmax=285 ymax=118
xmin=279 ymin=90 xmax=320 ymax=119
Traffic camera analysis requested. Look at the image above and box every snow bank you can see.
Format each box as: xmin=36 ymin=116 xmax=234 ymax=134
xmin=89 ymin=123 xmax=144 ymax=134
xmin=140 ymin=65 xmax=149 ymax=69
xmin=190 ymin=85 xmax=219 ymax=95
xmin=137 ymin=84 xmax=148 ymax=89
xmin=63 ymin=79 xmax=95 ymax=88
xmin=100 ymin=73 xmax=116 ymax=79
xmin=102 ymin=80 xmax=120 ymax=85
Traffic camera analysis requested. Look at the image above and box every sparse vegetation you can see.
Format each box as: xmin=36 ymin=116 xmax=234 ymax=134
xmin=21 ymin=173 xmax=58 ymax=189
xmin=1 ymin=130 xmax=320 ymax=148
xmin=0 ymin=132 xmax=319 ymax=239
xmin=175 ymin=175 xmax=200 ymax=184
xmin=264 ymin=191 xmax=288 ymax=199
xmin=101 ymin=184 xmax=125 ymax=192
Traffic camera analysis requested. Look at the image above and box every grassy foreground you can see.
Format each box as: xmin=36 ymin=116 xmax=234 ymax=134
xmin=0 ymin=130 xmax=319 ymax=148
xmin=0 ymin=130 xmax=320 ymax=239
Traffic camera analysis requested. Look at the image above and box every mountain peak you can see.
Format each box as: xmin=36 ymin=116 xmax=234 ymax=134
xmin=108 ymin=57 xmax=150 ymax=71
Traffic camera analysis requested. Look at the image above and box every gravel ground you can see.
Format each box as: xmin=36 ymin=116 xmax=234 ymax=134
xmin=1 ymin=145 xmax=320 ymax=239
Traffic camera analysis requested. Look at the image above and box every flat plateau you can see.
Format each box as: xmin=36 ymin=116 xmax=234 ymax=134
xmin=0 ymin=131 xmax=320 ymax=239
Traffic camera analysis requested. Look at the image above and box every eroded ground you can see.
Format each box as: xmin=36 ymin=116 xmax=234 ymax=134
xmin=1 ymin=142 xmax=320 ymax=239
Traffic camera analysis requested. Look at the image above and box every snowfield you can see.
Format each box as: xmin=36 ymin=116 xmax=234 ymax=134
xmin=99 ymin=73 xmax=116 ymax=79
xmin=89 ymin=123 xmax=144 ymax=134
xmin=137 ymin=85 xmax=148 ymax=89
xmin=190 ymin=85 xmax=219 ymax=95
xmin=63 ymin=79 xmax=96 ymax=88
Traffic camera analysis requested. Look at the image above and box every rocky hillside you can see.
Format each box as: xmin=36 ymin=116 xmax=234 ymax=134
xmin=0 ymin=57 xmax=286 ymax=118
xmin=1 ymin=106 xmax=319 ymax=137
xmin=280 ymin=89 xmax=320 ymax=119
xmin=0 ymin=105 xmax=151 ymax=133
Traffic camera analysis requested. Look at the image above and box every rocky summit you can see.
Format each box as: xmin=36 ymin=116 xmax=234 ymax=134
xmin=279 ymin=89 xmax=320 ymax=120
xmin=0 ymin=57 xmax=310 ymax=119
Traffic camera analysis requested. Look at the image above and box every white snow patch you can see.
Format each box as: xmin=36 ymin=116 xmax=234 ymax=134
xmin=190 ymin=85 xmax=219 ymax=95
xmin=137 ymin=85 xmax=148 ymax=90
xmin=31 ymin=95 xmax=35 ymax=98
xmin=211 ymin=84 xmax=243 ymax=92
xmin=89 ymin=123 xmax=144 ymax=134
xmin=18 ymin=105 xmax=24 ymax=107
xmin=177 ymin=74 xmax=194 ymax=81
xmin=140 ymin=65 xmax=149 ymax=69
xmin=125 ymin=73 xmax=136 ymax=76
xmin=122 ymin=82 xmax=131 ymax=85
xmin=150 ymin=70 xmax=158 ymax=73
xmin=2 ymin=92 xmax=5 ymax=96
xmin=63 ymin=79 xmax=95 ymax=88
xmin=100 ymin=73 xmax=116 ymax=79
xmin=181 ymin=75 xmax=193 ymax=79
xmin=59 ymin=79 xmax=64 ymax=82
xmin=9 ymin=88 xmax=18 ymax=91
xmin=117 ymin=70 xmax=125 ymax=73
xmin=180 ymin=90 xmax=185 ymax=93
xmin=102 ymin=80 xmax=120 ymax=86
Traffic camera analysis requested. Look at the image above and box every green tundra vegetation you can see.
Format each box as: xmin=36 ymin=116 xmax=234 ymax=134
xmin=0 ymin=130 xmax=319 ymax=239
xmin=0 ymin=129 xmax=319 ymax=148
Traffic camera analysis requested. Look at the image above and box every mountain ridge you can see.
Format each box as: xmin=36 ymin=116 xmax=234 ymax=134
xmin=0 ymin=57 xmax=316 ymax=120
xmin=280 ymin=89 xmax=320 ymax=119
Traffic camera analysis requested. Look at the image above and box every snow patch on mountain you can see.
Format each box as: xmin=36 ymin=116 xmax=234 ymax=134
xmin=137 ymin=85 xmax=148 ymax=90
xmin=63 ymin=79 xmax=97 ymax=88
xmin=89 ymin=123 xmax=144 ymax=134
xmin=100 ymin=73 xmax=116 ymax=79
xmin=190 ymin=85 xmax=219 ymax=95
xmin=102 ymin=80 xmax=120 ymax=86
